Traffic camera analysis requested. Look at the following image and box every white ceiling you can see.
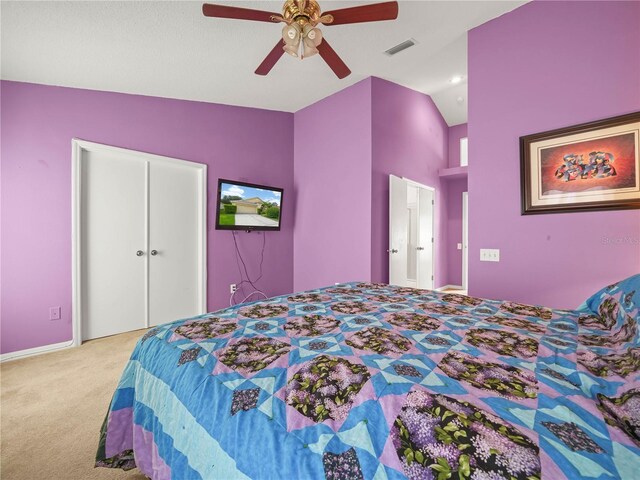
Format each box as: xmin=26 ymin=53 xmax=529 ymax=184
xmin=1 ymin=1 xmax=526 ymax=125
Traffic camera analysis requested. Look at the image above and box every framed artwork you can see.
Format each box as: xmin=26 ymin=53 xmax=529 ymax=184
xmin=520 ymin=112 xmax=640 ymax=214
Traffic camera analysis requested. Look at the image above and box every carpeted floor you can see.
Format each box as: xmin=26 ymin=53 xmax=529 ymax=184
xmin=439 ymin=288 xmax=468 ymax=295
xmin=1 ymin=330 xmax=150 ymax=479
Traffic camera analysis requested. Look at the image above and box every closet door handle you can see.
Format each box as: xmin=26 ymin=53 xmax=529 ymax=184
xmin=136 ymin=250 xmax=144 ymax=256
xmin=416 ymin=247 xmax=425 ymax=251
xmin=150 ymin=250 xmax=158 ymax=256
xmin=387 ymin=249 xmax=398 ymax=254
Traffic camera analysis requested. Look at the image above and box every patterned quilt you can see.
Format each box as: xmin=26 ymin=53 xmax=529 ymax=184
xmin=97 ymin=281 xmax=640 ymax=480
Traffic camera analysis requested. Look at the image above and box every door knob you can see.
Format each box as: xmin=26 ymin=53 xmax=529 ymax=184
xmin=136 ymin=250 xmax=144 ymax=256
xmin=416 ymin=247 xmax=425 ymax=251
xmin=387 ymin=249 xmax=398 ymax=254
xmin=150 ymin=250 xmax=158 ymax=256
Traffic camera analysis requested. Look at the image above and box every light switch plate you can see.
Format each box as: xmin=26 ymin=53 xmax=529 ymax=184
xmin=457 ymin=243 xmax=462 ymax=250
xmin=480 ymin=248 xmax=500 ymax=262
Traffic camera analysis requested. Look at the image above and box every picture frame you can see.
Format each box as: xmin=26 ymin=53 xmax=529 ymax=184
xmin=520 ymin=112 xmax=640 ymax=215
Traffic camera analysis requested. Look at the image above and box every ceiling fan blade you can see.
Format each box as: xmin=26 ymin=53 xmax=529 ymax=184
xmin=202 ymin=3 xmax=280 ymax=23
xmin=322 ymin=1 xmax=398 ymax=26
xmin=255 ymin=40 xmax=286 ymax=76
xmin=317 ymin=38 xmax=351 ymax=79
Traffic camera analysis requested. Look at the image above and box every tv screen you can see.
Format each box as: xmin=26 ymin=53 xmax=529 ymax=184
xmin=215 ymin=178 xmax=283 ymax=231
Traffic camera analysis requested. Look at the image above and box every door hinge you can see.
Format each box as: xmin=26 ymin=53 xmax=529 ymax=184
xmin=431 ymin=237 xmax=434 ymax=243
xmin=431 ymin=275 xmax=434 ymax=280
xmin=432 ymin=200 xmax=434 ymax=205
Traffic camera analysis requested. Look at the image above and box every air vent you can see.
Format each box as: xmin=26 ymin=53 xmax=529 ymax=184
xmin=384 ymin=39 xmax=417 ymax=56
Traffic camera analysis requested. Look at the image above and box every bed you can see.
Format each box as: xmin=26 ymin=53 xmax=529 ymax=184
xmin=96 ymin=275 xmax=640 ymax=480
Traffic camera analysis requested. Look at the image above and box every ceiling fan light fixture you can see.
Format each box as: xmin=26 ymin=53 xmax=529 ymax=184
xmin=203 ymin=1 xmax=400 ymax=78
xmin=283 ymin=44 xmax=299 ymax=57
xmin=306 ymin=26 xmax=322 ymax=43
xmin=283 ymin=24 xmax=301 ymax=43
xmin=282 ymin=24 xmax=302 ymax=57
xmin=300 ymin=24 xmax=322 ymax=58
xmin=302 ymin=38 xmax=319 ymax=58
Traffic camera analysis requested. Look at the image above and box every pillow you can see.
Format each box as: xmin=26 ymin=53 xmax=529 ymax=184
xmin=580 ymin=274 xmax=640 ymax=331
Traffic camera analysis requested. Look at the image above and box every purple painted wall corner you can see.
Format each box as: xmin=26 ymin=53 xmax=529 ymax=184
xmin=468 ymin=0 xmax=640 ymax=308
xmin=293 ymin=78 xmax=373 ymax=292
xmin=293 ymin=77 xmax=450 ymax=290
xmin=371 ymin=77 xmax=449 ymax=287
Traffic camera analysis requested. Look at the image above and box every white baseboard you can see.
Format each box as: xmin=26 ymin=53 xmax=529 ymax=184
xmin=0 ymin=339 xmax=75 ymax=363
xmin=437 ymin=284 xmax=464 ymax=291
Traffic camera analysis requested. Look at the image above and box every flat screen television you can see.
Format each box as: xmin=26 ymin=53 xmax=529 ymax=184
xmin=215 ymin=178 xmax=283 ymax=231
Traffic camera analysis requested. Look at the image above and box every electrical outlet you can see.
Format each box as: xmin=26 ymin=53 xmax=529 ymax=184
xmin=230 ymin=284 xmax=237 ymax=294
xmin=480 ymin=249 xmax=500 ymax=262
xmin=49 ymin=306 xmax=61 ymax=321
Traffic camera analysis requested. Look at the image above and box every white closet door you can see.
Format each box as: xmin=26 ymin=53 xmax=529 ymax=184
xmin=389 ymin=175 xmax=408 ymax=286
xmin=417 ymin=188 xmax=435 ymax=290
xmin=148 ymin=161 xmax=203 ymax=326
xmin=81 ymin=150 xmax=147 ymax=340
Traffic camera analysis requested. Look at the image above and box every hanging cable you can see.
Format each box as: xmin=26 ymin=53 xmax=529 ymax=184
xmin=239 ymin=291 xmax=268 ymax=304
xmin=231 ymin=230 xmax=250 ymax=302
xmin=229 ymin=231 xmax=268 ymax=306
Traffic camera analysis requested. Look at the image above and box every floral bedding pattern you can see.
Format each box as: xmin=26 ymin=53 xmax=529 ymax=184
xmin=391 ymin=390 xmax=541 ymax=480
xmin=287 ymin=355 xmax=371 ymax=422
xmin=97 ymin=280 xmax=640 ymax=480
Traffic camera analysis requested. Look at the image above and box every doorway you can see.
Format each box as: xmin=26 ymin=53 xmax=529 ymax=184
xmin=72 ymin=140 xmax=207 ymax=345
xmin=462 ymin=191 xmax=468 ymax=291
xmin=389 ymin=175 xmax=435 ymax=289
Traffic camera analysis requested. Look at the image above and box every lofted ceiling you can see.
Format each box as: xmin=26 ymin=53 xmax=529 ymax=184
xmin=1 ymin=1 xmax=526 ymax=125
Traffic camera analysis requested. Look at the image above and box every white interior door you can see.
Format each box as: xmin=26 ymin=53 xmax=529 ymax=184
xmin=462 ymin=192 xmax=469 ymax=290
xmin=80 ymin=149 xmax=147 ymax=340
xmin=148 ymin=161 xmax=204 ymax=326
xmin=417 ymin=187 xmax=435 ymax=290
xmin=389 ymin=175 xmax=408 ymax=286
xmin=74 ymin=140 xmax=207 ymax=344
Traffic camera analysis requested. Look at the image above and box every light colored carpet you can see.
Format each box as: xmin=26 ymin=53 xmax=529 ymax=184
xmin=439 ymin=288 xmax=468 ymax=295
xmin=1 ymin=330 xmax=149 ymax=479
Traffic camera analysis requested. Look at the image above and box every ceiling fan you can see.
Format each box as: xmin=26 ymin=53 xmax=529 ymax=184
xmin=202 ymin=0 xmax=399 ymax=79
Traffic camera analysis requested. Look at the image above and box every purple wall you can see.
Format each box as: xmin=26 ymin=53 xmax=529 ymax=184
xmin=1 ymin=81 xmax=294 ymax=354
xmin=293 ymin=79 xmax=373 ymax=291
xmin=468 ymin=1 xmax=640 ymax=309
xmin=293 ymin=77 xmax=450 ymax=290
xmin=448 ymin=123 xmax=468 ymax=168
xmin=446 ymin=179 xmax=467 ymax=286
xmin=445 ymin=124 xmax=468 ymax=286
xmin=371 ymin=77 xmax=449 ymax=287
